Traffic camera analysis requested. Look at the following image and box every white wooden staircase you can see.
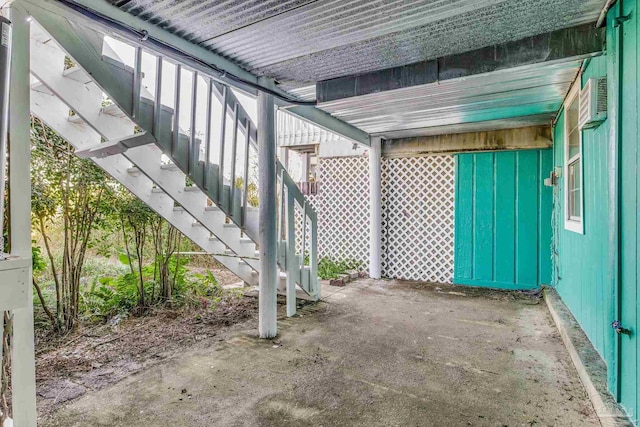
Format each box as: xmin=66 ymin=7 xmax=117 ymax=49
xmin=28 ymin=14 xmax=319 ymax=316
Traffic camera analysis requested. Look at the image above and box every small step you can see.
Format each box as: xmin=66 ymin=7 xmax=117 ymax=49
xmin=151 ymin=187 xmax=165 ymax=194
xmin=67 ymin=113 xmax=84 ymax=124
xmin=160 ymin=162 xmax=179 ymax=171
xmin=184 ymin=186 xmax=200 ymax=193
xmin=223 ymin=223 xmax=237 ymax=229
xmin=208 ymin=236 xmax=219 ymax=242
xmin=127 ymin=166 xmax=141 ymax=176
xmin=192 ymin=221 xmax=204 ymax=227
xmin=100 ymin=103 xmax=128 ymax=119
xmin=240 ymin=237 xmax=253 ymax=244
xmin=204 ymin=206 xmax=221 ymax=212
xmin=173 ymin=206 xmax=184 ymax=212
xmin=30 ymin=80 xmax=53 ymax=95
xmin=62 ymin=65 xmax=92 ymax=84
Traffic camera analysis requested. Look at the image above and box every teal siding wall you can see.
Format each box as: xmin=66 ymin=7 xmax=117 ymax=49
xmin=454 ymin=150 xmax=552 ymax=290
xmin=552 ymin=55 xmax=613 ymax=365
xmin=553 ymin=4 xmax=640 ymax=422
xmin=618 ymin=0 xmax=640 ymax=421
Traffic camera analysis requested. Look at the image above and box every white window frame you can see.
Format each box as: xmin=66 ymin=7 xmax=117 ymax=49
xmin=563 ymin=80 xmax=584 ymax=234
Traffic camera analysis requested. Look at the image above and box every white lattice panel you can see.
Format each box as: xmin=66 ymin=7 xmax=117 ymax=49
xmin=381 ymin=156 xmax=455 ymax=283
xmin=306 ymin=155 xmax=370 ymax=268
xmin=296 ymin=153 xmax=455 ymax=282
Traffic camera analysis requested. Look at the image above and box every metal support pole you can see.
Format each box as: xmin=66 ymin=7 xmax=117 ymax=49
xmin=369 ymin=136 xmax=382 ymax=279
xmin=257 ymin=78 xmax=278 ymax=339
xmin=8 ymin=5 xmax=37 ymax=425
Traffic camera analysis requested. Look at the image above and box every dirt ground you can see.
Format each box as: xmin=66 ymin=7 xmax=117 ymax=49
xmin=39 ymin=279 xmax=599 ymax=427
xmin=32 ymin=267 xmax=252 ymax=416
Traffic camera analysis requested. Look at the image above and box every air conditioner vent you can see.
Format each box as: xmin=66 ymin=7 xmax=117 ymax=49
xmin=579 ymin=78 xmax=607 ymax=129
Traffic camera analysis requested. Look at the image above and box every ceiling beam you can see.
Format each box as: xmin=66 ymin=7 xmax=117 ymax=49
xmin=317 ymin=23 xmax=605 ymax=103
xmin=22 ymin=0 xmax=370 ymax=145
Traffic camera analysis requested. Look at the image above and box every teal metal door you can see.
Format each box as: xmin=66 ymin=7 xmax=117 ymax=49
xmin=453 ymin=149 xmax=553 ymax=289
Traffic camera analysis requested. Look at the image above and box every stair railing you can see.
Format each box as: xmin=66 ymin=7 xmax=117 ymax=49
xmin=125 ymin=44 xmax=319 ymax=298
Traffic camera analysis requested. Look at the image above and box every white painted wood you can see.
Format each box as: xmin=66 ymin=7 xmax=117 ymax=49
xmin=27 ymin=14 xmax=320 ymax=322
xmin=126 ymin=146 xmax=260 ymax=270
xmin=30 ymin=91 xmax=258 ymax=286
xmin=279 ymin=146 xmax=289 ymax=169
xmin=29 ymin=33 xmax=259 ymax=272
xmin=369 ymin=136 xmax=382 ymax=279
xmin=8 ymin=5 xmax=38 ymax=425
xmin=258 ymin=79 xmax=278 ymax=338
xmin=75 ymin=132 xmax=156 ymax=158
xmin=286 ymin=190 xmax=297 ymax=317
xmin=29 ymin=34 xmax=135 ymax=139
xmin=0 ymin=258 xmax=31 ymax=311
xmin=300 ymin=152 xmax=309 ymax=181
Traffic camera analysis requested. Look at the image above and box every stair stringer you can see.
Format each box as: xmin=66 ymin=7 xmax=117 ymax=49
xmin=28 ymin=30 xmax=260 ymax=272
xmin=30 ymin=75 xmax=258 ymax=286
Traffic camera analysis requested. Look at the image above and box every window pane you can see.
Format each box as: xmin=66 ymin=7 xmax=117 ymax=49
xmin=567 ymin=95 xmax=580 ymax=159
xmin=567 ymin=96 xmax=579 ymax=134
xmin=568 ymin=131 xmax=580 ymax=159
xmin=568 ymin=159 xmax=581 ymax=219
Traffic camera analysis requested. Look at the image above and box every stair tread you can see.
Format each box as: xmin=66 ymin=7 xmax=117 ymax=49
xmin=101 ymin=103 xmax=128 ymax=118
xmin=62 ymin=66 xmax=92 ymax=84
xmin=67 ymin=114 xmax=84 ymax=124
xmin=160 ymin=163 xmax=179 ymax=170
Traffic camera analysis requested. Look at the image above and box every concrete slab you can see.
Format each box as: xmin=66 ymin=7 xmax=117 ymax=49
xmin=42 ymin=280 xmax=599 ymax=427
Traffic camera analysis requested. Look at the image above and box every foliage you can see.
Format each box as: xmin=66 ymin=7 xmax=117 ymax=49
xmin=31 ymin=116 xmax=113 ymax=331
xmin=28 ymin=116 xmax=235 ymax=333
xmin=82 ymin=254 xmax=222 ymax=319
xmin=117 ymin=191 xmax=155 ymax=307
xmin=316 ymin=256 xmax=362 ymax=280
xmin=234 ymin=177 xmax=259 ymax=207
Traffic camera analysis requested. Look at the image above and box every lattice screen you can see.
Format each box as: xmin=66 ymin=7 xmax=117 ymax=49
xmin=381 ymin=156 xmax=455 ymax=283
xmin=307 ymin=155 xmax=370 ymax=269
xmin=298 ymin=153 xmax=455 ymax=282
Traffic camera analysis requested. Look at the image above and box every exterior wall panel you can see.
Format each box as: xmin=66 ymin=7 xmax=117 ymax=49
xmin=551 ymin=53 xmax=616 ymax=405
xmin=454 ymin=149 xmax=552 ymax=289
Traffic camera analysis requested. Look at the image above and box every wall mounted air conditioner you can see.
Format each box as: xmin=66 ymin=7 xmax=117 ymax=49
xmin=579 ymin=77 xmax=607 ymax=129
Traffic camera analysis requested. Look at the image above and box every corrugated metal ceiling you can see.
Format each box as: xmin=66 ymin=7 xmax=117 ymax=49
xmin=106 ymin=0 xmax=601 ymax=87
xmin=316 ymin=60 xmax=581 ymax=136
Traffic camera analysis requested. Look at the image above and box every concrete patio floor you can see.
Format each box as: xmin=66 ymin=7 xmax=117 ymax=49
xmin=42 ymin=279 xmax=598 ymax=427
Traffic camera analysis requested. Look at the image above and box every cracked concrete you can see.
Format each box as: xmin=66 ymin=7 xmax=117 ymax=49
xmin=42 ymin=279 xmax=598 ymax=427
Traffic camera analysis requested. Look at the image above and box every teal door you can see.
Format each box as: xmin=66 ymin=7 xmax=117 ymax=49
xmin=453 ymin=149 xmax=553 ymax=290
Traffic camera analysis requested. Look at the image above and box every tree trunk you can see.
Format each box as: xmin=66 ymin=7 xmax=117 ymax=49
xmin=33 ymin=277 xmax=57 ymax=331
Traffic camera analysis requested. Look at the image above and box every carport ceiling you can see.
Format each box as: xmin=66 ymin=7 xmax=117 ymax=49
xmin=107 ymin=0 xmax=603 ymax=88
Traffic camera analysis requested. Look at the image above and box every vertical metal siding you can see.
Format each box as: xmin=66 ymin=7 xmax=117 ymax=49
xmin=552 ymin=54 xmax=615 ymax=401
xmin=454 ymin=149 xmax=552 ymax=290
xmin=619 ymin=0 xmax=640 ymax=420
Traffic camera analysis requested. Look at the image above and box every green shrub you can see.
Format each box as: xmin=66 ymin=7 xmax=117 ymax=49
xmin=317 ymin=257 xmax=362 ymax=280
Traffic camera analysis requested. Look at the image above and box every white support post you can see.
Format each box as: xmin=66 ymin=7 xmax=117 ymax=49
xmin=8 ymin=4 xmax=37 ymax=426
xmin=278 ymin=146 xmax=289 ymax=171
xmin=369 ymin=136 xmax=382 ymax=279
xmin=257 ymin=78 xmax=278 ymax=339
xmin=300 ymin=152 xmax=309 ymax=182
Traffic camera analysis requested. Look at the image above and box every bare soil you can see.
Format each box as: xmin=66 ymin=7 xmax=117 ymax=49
xmin=31 ymin=268 xmax=257 ymax=417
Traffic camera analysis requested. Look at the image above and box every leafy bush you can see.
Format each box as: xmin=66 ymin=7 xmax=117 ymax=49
xmin=317 ymin=257 xmax=362 ymax=280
